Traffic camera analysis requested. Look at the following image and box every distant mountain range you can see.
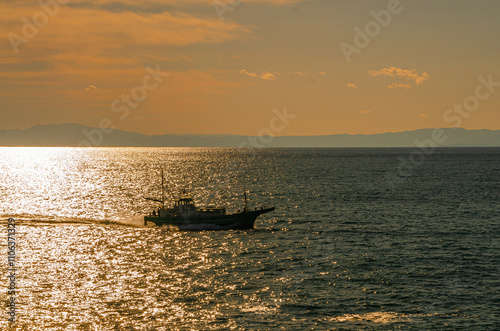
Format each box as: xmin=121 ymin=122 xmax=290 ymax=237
xmin=0 ymin=123 xmax=499 ymax=147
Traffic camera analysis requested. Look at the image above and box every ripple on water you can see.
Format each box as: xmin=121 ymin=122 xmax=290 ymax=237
xmin=0 ymin=148 xmax=498 ymax=330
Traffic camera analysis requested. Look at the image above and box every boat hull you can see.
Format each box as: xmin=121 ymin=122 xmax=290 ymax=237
xmin=144 ymin=207 xmax=275 ymax=230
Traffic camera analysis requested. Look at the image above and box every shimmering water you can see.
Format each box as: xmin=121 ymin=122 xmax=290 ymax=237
xmin=1 ymin=147 xmax=499 ymax=330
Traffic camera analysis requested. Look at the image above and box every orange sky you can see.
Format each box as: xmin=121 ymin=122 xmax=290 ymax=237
xmin=1 ymin=0 xmax=500 ymax=135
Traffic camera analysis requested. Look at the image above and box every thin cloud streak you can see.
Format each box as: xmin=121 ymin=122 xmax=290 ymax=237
xmin=240 ymin=69 xmax=277 ymax=80
xmin=260 ymin=72 xmax=277 ymax=81
xmin=387 ymin=83 xmax=412 ymax=89
xmin=240 ymin=69 xmax=258 ymax=78
xmin=369 ymin=67 xmax=430 ymax=85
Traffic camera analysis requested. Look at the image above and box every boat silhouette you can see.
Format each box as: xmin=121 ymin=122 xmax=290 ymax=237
xmin=144 ymin=170 xmax=275 ymax=230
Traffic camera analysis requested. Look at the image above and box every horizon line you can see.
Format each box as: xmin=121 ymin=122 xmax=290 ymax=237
xmin=2 ymin=122 xmax=500 ymax=138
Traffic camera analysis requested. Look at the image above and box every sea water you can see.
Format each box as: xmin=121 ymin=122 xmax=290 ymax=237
xmin=0 ymin=147 xmax=498 ymax=330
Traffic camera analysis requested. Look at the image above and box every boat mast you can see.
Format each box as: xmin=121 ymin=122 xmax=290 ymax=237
xmin=244 ymin=187 xmax=248 ymax=212
xmin=161 ymin=168 xmax=165 ymax=209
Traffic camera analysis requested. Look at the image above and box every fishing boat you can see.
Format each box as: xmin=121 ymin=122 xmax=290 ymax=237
xmin=143 ymin=170 xmax=275 ymax=230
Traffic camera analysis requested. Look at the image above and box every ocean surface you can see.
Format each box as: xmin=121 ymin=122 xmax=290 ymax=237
xmin=0 ymin=147 xmax=498 ymax=330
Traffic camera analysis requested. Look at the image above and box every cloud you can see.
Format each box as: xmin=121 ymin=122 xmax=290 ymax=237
xmin=1 ymin=5 xmax=252 ymax=62
xmin=419 ymin=114 xmax=427 ymax=118
xmin=8 ymin=0 xmax=310 ymax=9
xmin=359 ymin=110 xmax=371 ymax=114
xmin=292 ymin=71 xmax=308 ymax=76
xmin=368 ymin=67 xmax=430 ymax=85
xmin=260 ymin=71 xmax=277 ymax=81
xmin=67 ymin=0 xmax=308 ymax=6
xmin=240 ymin=69 xmax=277 ymax=80
xmin=0 ymin=0 xmax=306 ymax=131
xmin=347 ymin=83 xmax=357 ymax=88
xmin=387 ymin=83 xmax=411 ymax=89
xmin=240 ymin=69 xmax=259 ymax=78
xmin=0 ymin=3 xmax=254 ymax=94
xmin=319 ymin=72 xmax=326 ymax=76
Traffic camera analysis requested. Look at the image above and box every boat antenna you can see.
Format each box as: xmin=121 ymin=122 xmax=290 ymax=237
xmin=244 ymin=186 xmax=248 ymax=212
xmin=142 ymin=168 xmax=167 ymax=206
xmin=161 ymin=168 xmax=165 ymax=209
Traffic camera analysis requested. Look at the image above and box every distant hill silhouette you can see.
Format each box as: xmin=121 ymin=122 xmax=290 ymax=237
xmin=0 ymin=123 xmax=499 ymax=147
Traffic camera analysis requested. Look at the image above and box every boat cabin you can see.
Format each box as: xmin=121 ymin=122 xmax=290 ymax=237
xmin=175 ymin=197 xmax=195 ymax=207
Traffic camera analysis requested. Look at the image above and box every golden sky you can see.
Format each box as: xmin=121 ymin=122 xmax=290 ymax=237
xmin=1 ymin=0 xmax=500 ymax=135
